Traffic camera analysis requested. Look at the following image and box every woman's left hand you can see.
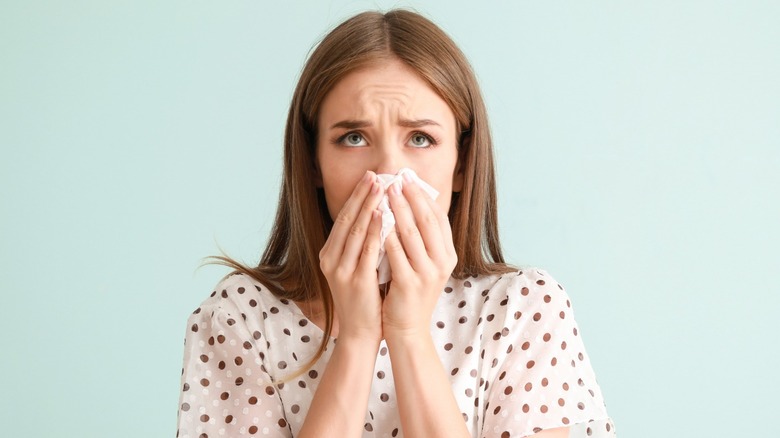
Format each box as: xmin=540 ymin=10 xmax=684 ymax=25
xmin=381 ymin=174 xmax=457 ymax=340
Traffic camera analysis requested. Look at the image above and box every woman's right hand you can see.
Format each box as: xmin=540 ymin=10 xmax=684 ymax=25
xmin=318 ymin=170 xmax=384 ymax=344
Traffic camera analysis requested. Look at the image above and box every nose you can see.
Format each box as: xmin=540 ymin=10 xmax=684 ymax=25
xmin=373 ymin=139 xmax=404 ymax=175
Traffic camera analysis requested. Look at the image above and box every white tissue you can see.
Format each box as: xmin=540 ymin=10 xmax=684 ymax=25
xmin=375 ymin=168 xmax=439 ymax=284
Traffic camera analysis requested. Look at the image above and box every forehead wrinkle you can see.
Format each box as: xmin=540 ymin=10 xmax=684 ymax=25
xmin=352 ymin=83 xmax=420 ymax=121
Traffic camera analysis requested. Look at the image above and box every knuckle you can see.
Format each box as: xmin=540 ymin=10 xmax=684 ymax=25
xmin=349 ymin=223 xmax=364 ymax=237
xmin=335 ymin=209 xmax=354 ymax=226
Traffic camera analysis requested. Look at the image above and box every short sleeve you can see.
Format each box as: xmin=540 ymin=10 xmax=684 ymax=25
xmin=176 ymin=293 xmax=292 ymax=438
xmin=479 ymin=269 xmax=615 ymax=437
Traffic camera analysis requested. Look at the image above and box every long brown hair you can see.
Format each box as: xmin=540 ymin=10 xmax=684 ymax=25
xmin=205 ymin=9 xmax=514 ymax=374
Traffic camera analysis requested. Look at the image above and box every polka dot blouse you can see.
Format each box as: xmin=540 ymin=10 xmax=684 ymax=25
xmin=177 ymin=268 xmax=615 ymax=437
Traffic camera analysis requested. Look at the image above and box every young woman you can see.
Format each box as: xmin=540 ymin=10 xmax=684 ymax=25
xmin=177 ymin=10 xmax=615 ymax=438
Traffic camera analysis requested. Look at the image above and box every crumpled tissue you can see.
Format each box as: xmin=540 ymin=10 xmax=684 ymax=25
xmin=375 ymin=168 xmax=439 ymax=284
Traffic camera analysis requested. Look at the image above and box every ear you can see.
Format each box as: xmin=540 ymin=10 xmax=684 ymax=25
xmin=452 ymin=132 xmax=470 ymax=193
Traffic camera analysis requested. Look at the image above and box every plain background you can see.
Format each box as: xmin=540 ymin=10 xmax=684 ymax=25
xmin=2 ymin=1 xmax=778 ymax=437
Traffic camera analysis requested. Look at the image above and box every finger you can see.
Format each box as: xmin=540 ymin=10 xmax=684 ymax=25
xmin=356 ymin=209 xmax=383 ymax=274
xmin=339 ymin=177 xmax=384 ymax=268
xmin=399 ymin=175 xmax=447 ymax=261
xmin=322 ymin=171 xmax=377 ymax=264
xmin=383 ymin=228 xmax=413 ymax=278
xmin=387 ymin=180 xmax=429 ymax=270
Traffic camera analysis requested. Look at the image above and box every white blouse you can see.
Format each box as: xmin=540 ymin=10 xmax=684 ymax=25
xmin=177 ymin=268 xmax=616 ymax=437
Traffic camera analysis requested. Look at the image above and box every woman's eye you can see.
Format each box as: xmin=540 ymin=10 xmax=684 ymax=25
xmin=408 ymin=133 xmax=432 ymax=148
xmin=342 ymin=133 xmax=366 ymax=147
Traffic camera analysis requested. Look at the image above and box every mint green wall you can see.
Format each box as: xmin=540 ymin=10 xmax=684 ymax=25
xmin=2 ymin=1 xmax=778 ymax=436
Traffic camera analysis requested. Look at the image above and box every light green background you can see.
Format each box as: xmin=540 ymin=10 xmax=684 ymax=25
xmin=2 ymin=1 xmax=778 ymax=437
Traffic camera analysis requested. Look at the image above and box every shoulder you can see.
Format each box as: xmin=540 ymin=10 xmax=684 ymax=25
xmin=187 ymin=273 xmax=289 ymax=331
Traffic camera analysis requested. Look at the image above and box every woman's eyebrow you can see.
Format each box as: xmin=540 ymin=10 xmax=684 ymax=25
xmin=330 ymin=120 xmax=371 ymax=130
xmin=398 ymin=118 xmax=441 ymax=128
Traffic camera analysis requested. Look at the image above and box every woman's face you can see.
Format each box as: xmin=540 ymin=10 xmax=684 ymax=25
xmin=316 ymin=58 xmax=463 ymax=221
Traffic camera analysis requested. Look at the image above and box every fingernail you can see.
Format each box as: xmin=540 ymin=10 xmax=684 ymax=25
xmin=391 ymin=181 xmax=402 ymax=195
xmin=363 ymin=171 xmax=372 ymax=183
xmin=402 ymin=172 xmax=413 ymax=184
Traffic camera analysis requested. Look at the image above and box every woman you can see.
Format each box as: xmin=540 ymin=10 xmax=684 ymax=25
xmin=177 ymin=10 xmax=615 ymax=438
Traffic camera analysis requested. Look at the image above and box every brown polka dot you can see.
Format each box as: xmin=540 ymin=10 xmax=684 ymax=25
xmin=308 ymin=370 xmax=318 ymax=379
xmin=444 ymin=343 xmax=453 ymax=351
xmin=380 ymin=393 xmax=389 ymax=402
xmin=283 ymin=328 xmax=291 ymax=336
xmin=578 ymin=402 xmax=585 ymax=410
xmin=562 ymin=417 xmax=570 ymax=425
xmin=436 ymin=321 xmax=445 ymax=328
xmin=200 ymin=414 xmax=209 ymax=422
xmin=533 ymin=312 xmax=542 ymax=321
xmin=558 ymin=398 xmax=565 ymax=406
xmin=551 ymin=357 xmax=558 ymax=366
xmin=578 ymin=352 xmax=585 ymax=361
xmin=492 ymin=332 xmax=501 ymax=341
xmin=540 ymin=404 xmax=548 ymax=413
xmin=521 ymin=341 xmax=530 ymax=350
xmin=561 ymin=341 xmax=568 ymax=350
xmin=278 ymin=361 xmax=287 ymax=369
xmin=301 ymin=335 xmax=310 ymax=343
xmin=191 ymin=324 xmax=198 ymax=332
xmin=521 ymin=287 xmax=529 ymax=295
xmin=377 ymin=371 xmax=385 ymax=379
xmin=218 ymin=361 xmax=226 ymax=370
xmin=502 ymin=432 xmax=510 ymax=438
xmin=200 ymin=354 xmax=208 ymax=362
xmin=235 ymin=377 xmax=243 ymax=386
xmin=486 ymin=314 xmax=495 ymax=322
xmin=291 ymin=404 xmax=300 ymax=414
xmin=225 ymin=415 xmax=233 ymax=423
xmin=226 ymin=318 xmax=235 ymax=326
xmin=220 ymin=391 xmax=229 ymax=400
xmin=504 ymin=386 xmax=513 ymax=395
xmin=217 ymin=335 xmax=225 ymax=343
xmin=248 ymin=396 xmax=258 ymax=405
xmin=364 ymin=423 xmax=373 ymax=431
xmin=606 ymin=423 xmax=612 ymax=432
xmin=524 ymin=382 xmax=533 ymax=392
xmin=514 ymin=311 xmax=522 ymax=319
xmin=252 ymin=331 xmax=261 ymax=340
xmin=573 ymin=327 xmax=578 ymax=336
xmin=200 ymin=378 xmax=209 ymax=387
xmin=464 ymin=280 xmax=472 ymax=287
xmin=563 ymin=382 xmax=570 ymax=391
xmin=221 ymin=290 xmax=228 ymax=298
xmin=181 ymin=403 xmax=190 ymax=411
xmin=183 ymin=383 xmax=189 ymax=391
xmin=536 ymin=279 xmax=545 ymax=285
xmin=560 ymin=311 xmax=566 ymax=319
xmin=500 ymin=297 xmax=508 ymax=306
xmin=543 ymin=333 xmax=551 ymax=342
xmin=494 ymin=406 xmax=502 ymax=415
xmin=380 ymin=347 xmax=388 ymax=356
xmin=542 ymin=377 xmax=549 ymax=387
xmin=243 ymin=341 xmax=252 ymax=349
xmin=298 ymin=380 xmax=306 ymax=388
xmin=248 ymin=425 xmax=258 ymax=433
xmin=445 ymin=287 xmax=453 ymax=293
xmin=278 ymin=418 xmax=287 ymax=428
xmin=392 ymin=428 xmax=399 ymax=437
xmin=459 ymin=316 xmax=468 ymax=324
xmin=208 ymin=336 xmax=215 ymax=345
xmin=465 ymin=388 xmax=473 ymax=397
xmin=451 ymin=367 xmax=459 ymax=376
xmin=465 ymin=346 xmax=473 ymax=354
xmin=458 ymin=300 xmax=467 ymax=308
xmin=472 ymin=369 xmax=479 ymax=378
xmin=249 ymin=299 xmax=257 ymax=307
xmin=522 ymin=404 xmax=529 ymax=413
xmin=526 ymin=360 xmax=535 ymax=369
xmin=506 ymin=344 xmax=513 ymax=354
xmin=237 ymin=287 xmax=245 ymax=294
xmin=270 ymin=307 xmax=279 ymax=314
xmin=544 ymin=294 xmax=551 ymax=303
xmin=501 ymin=327 xmax=509 ymax=337
xmin=587 ymin=427 xmax=593 ymax=436
xmin=265 ymin=386 xmax=275 ymax=395
xmin=234 ymin=356 xmax=243 ymax=366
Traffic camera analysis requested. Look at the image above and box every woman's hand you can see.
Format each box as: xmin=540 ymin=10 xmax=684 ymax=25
xmin=318 ymin=171 xmax=385 ymax=343
xmin=381 ymin=174 xmax=457 ymax=340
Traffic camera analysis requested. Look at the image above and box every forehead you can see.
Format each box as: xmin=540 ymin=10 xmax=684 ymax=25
xmin=318 ymin=60 xmax=455 ymax=123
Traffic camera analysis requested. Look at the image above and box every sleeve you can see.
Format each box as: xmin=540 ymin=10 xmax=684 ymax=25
xmin=479 ymin=269 xmax=616 ymax=438
xmin=176 ymin=297 xmax=292 ymax=438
